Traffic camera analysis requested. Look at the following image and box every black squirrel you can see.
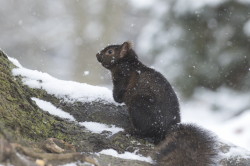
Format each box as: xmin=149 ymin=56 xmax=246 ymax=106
xmin=96 ymin=41 xmax=218 ymax=165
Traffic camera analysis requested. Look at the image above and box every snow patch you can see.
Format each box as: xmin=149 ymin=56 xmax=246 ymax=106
xmin=31 ymin=97 xmax=123 ymax=137
xmin=31 ymin=97 xmax=75 ymax=121
xmin=212 ymin=111 xmax=250 ymax=150
xmin=98 ymin=149 xmax=154 ymax=163
xmin=7 ymin=56 xmax=23 ymax=68
xmin=79 ymin=122 xmax=124 ymax=135
xmin=9 ymin=57 xmax=117 ymax=105
xmin=220 ymin=144 xmax=250 ymax=159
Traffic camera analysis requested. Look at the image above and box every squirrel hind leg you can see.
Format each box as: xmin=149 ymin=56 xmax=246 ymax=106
xmin=127 ymin=95 xmax=168 ymax=140
xmin=155 ymin=123 xmax=218 ymax=166
xmin=128 ymin=94 xmax=180 ymax=142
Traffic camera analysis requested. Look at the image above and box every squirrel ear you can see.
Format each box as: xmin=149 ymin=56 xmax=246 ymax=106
xmin=120 ymin=41 xmax=133 ymax=58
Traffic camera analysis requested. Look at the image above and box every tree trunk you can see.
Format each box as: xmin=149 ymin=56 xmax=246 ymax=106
xmin=0 ymin=50 xmax=249 ymax=166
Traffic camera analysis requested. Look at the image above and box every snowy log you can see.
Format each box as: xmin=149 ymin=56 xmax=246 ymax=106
xmin=0 ymin=50 xmax=250 ymax=166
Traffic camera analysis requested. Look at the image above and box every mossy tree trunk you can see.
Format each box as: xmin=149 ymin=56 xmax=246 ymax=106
xmin=0 ymin=50 xmax=250 ymax=166
xmin=0 ymin=50 xmax=152 ymax=166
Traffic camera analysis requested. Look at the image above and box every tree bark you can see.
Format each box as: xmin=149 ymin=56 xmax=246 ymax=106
xmin=0 ymin=50 xmax=250 ymax=166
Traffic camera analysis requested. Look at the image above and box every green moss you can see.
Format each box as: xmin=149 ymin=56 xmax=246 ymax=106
xmin=0 ymin=51 xmax=153 ymax=157
xmin=0 ymin=51 xmax=88 ymax=145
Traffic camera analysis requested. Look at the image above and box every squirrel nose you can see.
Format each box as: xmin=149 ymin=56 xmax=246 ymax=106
xmin=96 ymin=53 xmax=102 ymax=62
xmin=96 ymin=51 xmax=102 ymax=56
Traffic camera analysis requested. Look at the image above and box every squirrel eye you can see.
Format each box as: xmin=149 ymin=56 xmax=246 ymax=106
xmin=107 ymin=49 xmax=113 ymax=54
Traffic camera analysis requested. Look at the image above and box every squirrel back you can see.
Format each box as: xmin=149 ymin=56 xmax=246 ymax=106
xmin=154 ymin=123 xmax=218 ymax=166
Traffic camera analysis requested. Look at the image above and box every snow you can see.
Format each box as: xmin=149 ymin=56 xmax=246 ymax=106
xmin=10 ymin=57 xmax=117 ymax=105
xmin=31 ymin=97 xmax=123 ymax=137
xmin=79 ymin=122 xmax=123 ymax=135
xmin=31 ymin=97 xmax=75 ymax=121
xmin=59 ymin=149 xmax=154 ymax=166
xmin=83 ymin=71 xmax=90 ymax=76
xmin=220 ymin=142 xmax=250 ymax=159
xmin=7 ymin=56 xmax=23 ymax=68
xmin=98 ymin=149 xmax=154 ymax=163
xmin=211 ymin=111 xmax=250 ymax=150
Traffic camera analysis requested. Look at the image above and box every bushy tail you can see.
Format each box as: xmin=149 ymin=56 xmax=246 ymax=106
xmin=154 ymin=123 xmax=218 ymax=166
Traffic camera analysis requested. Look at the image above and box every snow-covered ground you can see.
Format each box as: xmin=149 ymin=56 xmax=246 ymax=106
xmin=98 ymin=149 xmax=153 ymax=163
xmin=8 ymin=56 xmax=250 ymax=163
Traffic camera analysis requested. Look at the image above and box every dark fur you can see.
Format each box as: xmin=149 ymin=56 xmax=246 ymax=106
xmin=96 ymin=41 xmax=218 ymax=165
xmin=154 ymin=124 xmax=218 ymax=166
xmin=96 ymin=41 xmax=180 ymax=141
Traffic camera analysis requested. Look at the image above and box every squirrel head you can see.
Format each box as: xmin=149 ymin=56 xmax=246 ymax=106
xmin=96 ymin=41 xmax=137 ymax=69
